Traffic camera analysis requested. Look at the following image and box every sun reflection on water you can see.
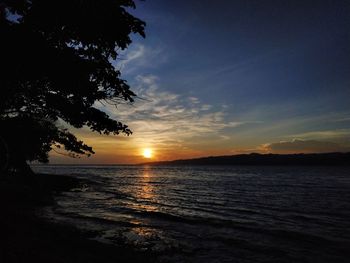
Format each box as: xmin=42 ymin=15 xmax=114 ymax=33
xmin=133 ymin=166 xmax=158 ymax=212
xmin=126 ymin=167 xmax=163 ymax=245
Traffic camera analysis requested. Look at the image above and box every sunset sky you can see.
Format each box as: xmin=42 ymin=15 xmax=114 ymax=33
xmin=51 ymin=0 xmax=350 ymax=164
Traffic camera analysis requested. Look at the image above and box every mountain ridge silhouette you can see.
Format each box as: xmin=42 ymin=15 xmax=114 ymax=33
xmin=142 ymin=152 xmax=350 ymax=166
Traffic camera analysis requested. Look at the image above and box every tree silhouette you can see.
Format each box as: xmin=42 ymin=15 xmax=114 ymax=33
xmin=0 ymin=0 xmax=145 ymax=173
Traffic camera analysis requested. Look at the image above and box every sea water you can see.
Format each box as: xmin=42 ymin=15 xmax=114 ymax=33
xmin=32 ymin=165 xmax=350 ymax=262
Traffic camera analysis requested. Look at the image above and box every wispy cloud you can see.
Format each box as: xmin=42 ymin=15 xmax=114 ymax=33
xmin=285 ymin=129 xmax=350 ymax=140
xmin=260 ymin=139 xmax=350 ymax=154
xmin=331 ymin=117 xmax=350 ymax=122
xmin=95 ymin=74 xmax=254 ymax=155
xmin=122 ymin=44 xmax=145 ymax=65
xmin=114 ymin=43 xmax=167 ymax=75
xmin=118 ymin=75 xmax=238 ymax=130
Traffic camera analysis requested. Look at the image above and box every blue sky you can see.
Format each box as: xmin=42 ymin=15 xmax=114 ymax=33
xmin=53 ymin=0 xmax=350 ymax=163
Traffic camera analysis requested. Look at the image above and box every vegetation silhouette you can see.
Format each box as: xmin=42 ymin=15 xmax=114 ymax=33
xmin=0 ymin=0 xmax=145 ymax=174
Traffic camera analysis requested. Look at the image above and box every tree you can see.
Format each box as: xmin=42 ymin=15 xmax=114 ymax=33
xmin=0 ymin=0 xmax=145 ymax=173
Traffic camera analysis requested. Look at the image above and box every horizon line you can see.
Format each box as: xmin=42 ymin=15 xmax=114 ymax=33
xmin=33 ymin=151 xmax=350 ymax=166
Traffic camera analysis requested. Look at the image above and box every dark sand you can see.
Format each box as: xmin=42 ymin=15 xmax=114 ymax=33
xmin=0 ymin=173 xmax=155 ymax=263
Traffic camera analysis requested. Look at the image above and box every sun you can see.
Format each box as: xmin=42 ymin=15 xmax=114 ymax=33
xmin=143 ymin=148 xmax=153 ymax=158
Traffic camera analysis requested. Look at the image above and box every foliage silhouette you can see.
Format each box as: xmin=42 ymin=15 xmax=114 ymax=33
xmin=0 ymin=0 xmax=145 ymax=173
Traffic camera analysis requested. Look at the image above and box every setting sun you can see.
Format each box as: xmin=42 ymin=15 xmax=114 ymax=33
xmin=143 ymin=148 xmax=153 ymax=158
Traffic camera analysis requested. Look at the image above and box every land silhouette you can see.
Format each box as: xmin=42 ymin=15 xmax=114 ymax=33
xmin=144 ymin=152 xmax=350 ymax=166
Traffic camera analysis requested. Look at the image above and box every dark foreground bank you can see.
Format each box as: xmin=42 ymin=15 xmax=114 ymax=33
xmin=0 ymin=173 xmax=154 ymax=263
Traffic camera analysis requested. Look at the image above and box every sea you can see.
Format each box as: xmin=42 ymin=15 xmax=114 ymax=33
xmin=32 ymin=165 xmax=350 ymax=262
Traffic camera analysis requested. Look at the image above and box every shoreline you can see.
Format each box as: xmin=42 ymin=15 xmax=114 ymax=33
xmin=0 ymin=173 xmax=155 ymax=263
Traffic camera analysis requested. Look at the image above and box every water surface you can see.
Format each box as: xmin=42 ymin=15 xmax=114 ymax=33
xmin=32 ymin=165 xmax=350 ymax=262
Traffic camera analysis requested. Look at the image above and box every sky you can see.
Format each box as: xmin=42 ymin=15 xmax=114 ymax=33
xmin=52 ymin=0 xmax=350 ymax=164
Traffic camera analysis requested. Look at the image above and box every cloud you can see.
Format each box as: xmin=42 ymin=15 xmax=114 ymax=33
xmin=261 ymin=139 xmax=350 ymax=154
xmin=286 ymin=129 xmax=350 ymax=140
xmin=114 ymin=44 xmax=166 ymax=75
xmin=331 ymin=117 xmax=350 ymax=122
xmin=95 ymin=74 xmax=254 ymax=153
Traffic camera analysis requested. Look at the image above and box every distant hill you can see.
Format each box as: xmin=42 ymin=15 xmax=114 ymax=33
xmin=142 ymin=152 xmax=350 ymax=166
